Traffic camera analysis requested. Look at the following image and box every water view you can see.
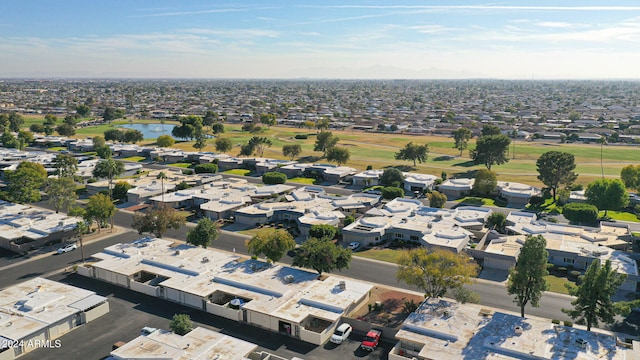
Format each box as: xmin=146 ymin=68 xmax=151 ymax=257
xmin=117 ymin=123 xmax=175 ymax=139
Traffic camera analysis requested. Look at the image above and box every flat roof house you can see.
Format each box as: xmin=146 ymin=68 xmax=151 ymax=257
xmin=0 ymin=277 xmax=109 ymax=360
xmin=437 ymin=178 xmax=474 ymax=200
xmin=109 ymin=327 xmax=258 ymax=360
xmin=389 ymin=298 xmax=640 ymax=360
xmin=79 ymin=237 xmax=372 ymax=346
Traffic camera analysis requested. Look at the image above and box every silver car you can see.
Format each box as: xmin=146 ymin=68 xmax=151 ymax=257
xmin=330 ymin=323 xmax=352 ymax=344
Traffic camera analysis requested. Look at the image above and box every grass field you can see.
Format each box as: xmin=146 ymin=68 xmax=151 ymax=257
xmin=223 ymin=169 xmax=252 ymax=176
xmin=23 ymin=118 xmax=640 ymax=188
xmin=168 ymin=163 xmax=192 ymax=168
xmin=354 ymin=248 xmax=402 ymax=263
xmin=122 ymin=156 xmax=146 ymax=162
xmin=287 ymin=177 xmax=317 ymax=185
xmin=544 ymin=275 xmax=575 ymax=295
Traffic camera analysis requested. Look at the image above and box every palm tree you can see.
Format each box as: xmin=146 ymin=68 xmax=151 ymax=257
xmin=157 ymin=172 xmax=167 ymax=203
xmin=599 ymin=137 xmax=607 ymax=179
xmin=76 ymin=221 xmax=88 ymax=263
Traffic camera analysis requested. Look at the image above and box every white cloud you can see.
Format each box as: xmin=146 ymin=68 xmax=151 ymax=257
xmin=535 ymin=21 xmax=575 ymax=28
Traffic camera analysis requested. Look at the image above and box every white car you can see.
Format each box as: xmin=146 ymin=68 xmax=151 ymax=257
xmin=348 ymin=242 xmax=361 ymax=251
xmin=330 ymin=323 xmax=352 ymax=344
xmin=56 ymin=244 xmax=78 ymax=254
xmin=141 ymin=327 xmax=158 ymax=336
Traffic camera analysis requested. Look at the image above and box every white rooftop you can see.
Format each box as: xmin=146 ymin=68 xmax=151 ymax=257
xmin=0 ymin=278 xmax=106 ymax=342
xmin=110 ymin=327 xmax=257 ymax=360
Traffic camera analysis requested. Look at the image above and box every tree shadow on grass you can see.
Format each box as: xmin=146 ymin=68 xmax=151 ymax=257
xmin=452 ymin=160 xmax=476 ymax=167
xmin=383 ymin=165 xmax=415 ymax=172
xmin=297 ymin=155 xmax=322 ymax=163
xmin=433 ymin=155 xmax=455 ymax=161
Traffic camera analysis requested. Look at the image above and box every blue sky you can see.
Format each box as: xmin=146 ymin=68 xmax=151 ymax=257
xmin=3 ymin=1 xmax=640 ymax=79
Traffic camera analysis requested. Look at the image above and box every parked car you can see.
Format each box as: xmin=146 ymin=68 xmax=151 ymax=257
xmin=56 ymin=243 xmax=77 ymax=254
xmin=330 ymin=323 xmax=352 ymax=344
xmin=360 ymin=329 xmax=382 ymax=351
xmin=348 ymin=242 xmax=361 ymax=251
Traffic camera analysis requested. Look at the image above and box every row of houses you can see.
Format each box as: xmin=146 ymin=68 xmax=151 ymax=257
xmin=0 ymin=201 xmax=81 ymax=253
xmin=78 ymin=237 xmax=373 ymax=346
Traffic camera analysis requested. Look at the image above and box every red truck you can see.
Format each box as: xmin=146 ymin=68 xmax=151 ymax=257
xmin=360 ymin=329 xmax=382 ymax=351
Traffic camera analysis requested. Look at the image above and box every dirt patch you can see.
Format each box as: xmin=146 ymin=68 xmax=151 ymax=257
xmin=349 ymin=286 xmax=424 ymax=328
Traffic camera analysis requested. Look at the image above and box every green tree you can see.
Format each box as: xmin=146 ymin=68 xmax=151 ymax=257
xmin=1 ymin=131 xmax=18 ymax=148
xmin=454 ymin=288 xmax=480 ymax=304
xmin=472 ymin=168 xmax=497 ymax=196
xmin=381 ymin=186 xmax=405 ymax=200
xmin=30 ymin=123 xmax=45 ymax=133
xmin=202 ymin=110 xmax=218 ymax=127
xmin=187 ymin=218 xmax=219 ymax=248
xmin=131 ymin=203 xmax=186 ymax=238
xmin=104 ymin=129 xmax=123 ymax=142
xmin=102 ymin=107 xmax=124 ymax=123
xmin=485 ymin=212 xmax=506 ymax=233
xmin=75 ymin=104 xmax=91 ymax=117
xmin=8 ymin=112 xmax=24 ymax=132
xmin=93 ymin=158 xmax=125 ymax=199
xmin=54 ymin=154 xmax=78 ymax=178
xmin=93 ymin=135 xmax=106 ymax=149
xmin=453 ymin=127 xmax=473 ymax=156
xmin=394 ymin=142 xmax=429 ymax=166
xmin=507 ymin=235 xmax=549 ymax=318
xmin=481 ymin=124 xmax=501 ymax=136
xmin=292 ymin=237 xmax=352 ymax=275
xmin=215 ymin=137 xmax=233 ymax=153
xmin=194 ymin=163 xmax=218 ymax=174
xmin=85 ymin=193 xmax=115 ymax=233
xmin=156 ymin=134 xmax=175 ymax=147
xmin=470 ymin=134 xmax=511 ymax=170
xmin=620 ymin=164 xmax=640 ymax=190
xmin=428 ymin=191 xmax=447 ymax=208
xmin=379 ymin=168 xmax=405 ymax=187
xmin=4 ymin=161 xmax=47 ymax=203
xmin=123 ymin=129 xmax=144 ymax=143
xmin=56 ymin=123 xmax=75 ymax=136
xmin=314 ymin=131 xmax=339 ymax=157
xmin=45 ymin=177 xmax=78 ymax=213
xmin=563 ymin=260 xmax=628 ymax=331
xmin=396 ymin=248 xmax=478 ymax=299
xmin=43 ymin=114 xmax=58 ymax=126
xmin=243 ymin=136 xmax=272 ymax=157
xmin=246 ymin=228 xmax=295 ymax=263
xmin=308 ymin=224 xmax=338 ymax=240
xmin=585 ymin=178 xmax=629 ymax=217
xmin=536 ymin=151 xmax=578 ymax=202
xmin=112 ymin=181 xmax=133 ymax=202
xmin=260 ymin=113 xmax=277 ymax=128
xmin=169 ymin=314 xmax=193 ymax=336
xmin=282 ymin=144 xmax=302 ymax=161
xmin=18 ymin=130 xmax=34 ymax=145
xmin=211 ymin=122 xmax=225 ymax=134
xmin=326 ymin=146 xmax=350 ymax=166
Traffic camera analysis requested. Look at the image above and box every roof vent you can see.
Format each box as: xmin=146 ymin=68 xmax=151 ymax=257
xmin=514 ymin=326 xmax=523 ymax=335
xmin=284 ymin=274 xmax=295 ymax=283
xmin=338 ymin=281 xmax=346 ymax=290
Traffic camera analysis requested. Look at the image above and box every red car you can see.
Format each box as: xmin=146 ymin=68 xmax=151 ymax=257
xmin=360 ymin=329 xmax=382 ymax=351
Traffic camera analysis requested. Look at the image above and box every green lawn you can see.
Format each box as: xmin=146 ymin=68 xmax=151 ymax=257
xmin=47 ymin=146 xmax=67 ymax=151
xmin=599 ymin=210 xmax=640 ymax=222
xmin=122 ymin=156 xmax=146 ymax=162
xmin=223 ymin=169 xmax=252 ymax=176
xmin=287 ymin=177 xmax=317 ymax=185
xmin=455 ymin=196 xmax=498 ymax=206
xmin=544 ymin=274 xmax=575 ymax=295
xmin=354 ymin=248 xmax=401 ymax=264
xmin=168 ymin=163 xmax=192 ymax=168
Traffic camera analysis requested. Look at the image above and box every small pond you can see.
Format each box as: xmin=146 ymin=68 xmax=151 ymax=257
xmin=117 ymin=123 xmax=176 ymax=138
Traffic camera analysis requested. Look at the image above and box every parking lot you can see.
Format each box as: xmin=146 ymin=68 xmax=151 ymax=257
xmin=22 ymin=274 xmax=392 ymax=360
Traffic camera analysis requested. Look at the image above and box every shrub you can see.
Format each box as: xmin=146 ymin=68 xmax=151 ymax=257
xmin=366 ymin=165 xmax=373 ymax=170
xmin=557 ymin=188 xmax=570 ymax=206
xmin=569 ymin=270 xmax=581 ymax=278
xmin=551 ymin=319 xmax=560 ymax=324
xmin=262 ymin=171 xmax=287 ymax=185
xmin=309 ymin=224 xmax=338 ymax=240
xmin=182 ymin=169 xmax=194 ymax=175
xmin=428 ymin=191 xmax=447 ymax=208
xmin=402 ymin=300 xmax=419 ymax=314
xmin=294 ymin=134 xmax=308 ymax=139
xmin=528 ymin=195 xmax=545 ymax=207
xmin=563 ymin=321 xmax=573 ymax=327
xmin=87 ymin=177 xmax=97 ymax=183
xmin=194 ymin=163 xmax=218 ymax=174
xmin=343 ymin=214 xmax=356 ymax=226
xmin=381 ymin=186 xmax=405 ymax=200
xmin=563 ymin=202 xmax=598 ymax=225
